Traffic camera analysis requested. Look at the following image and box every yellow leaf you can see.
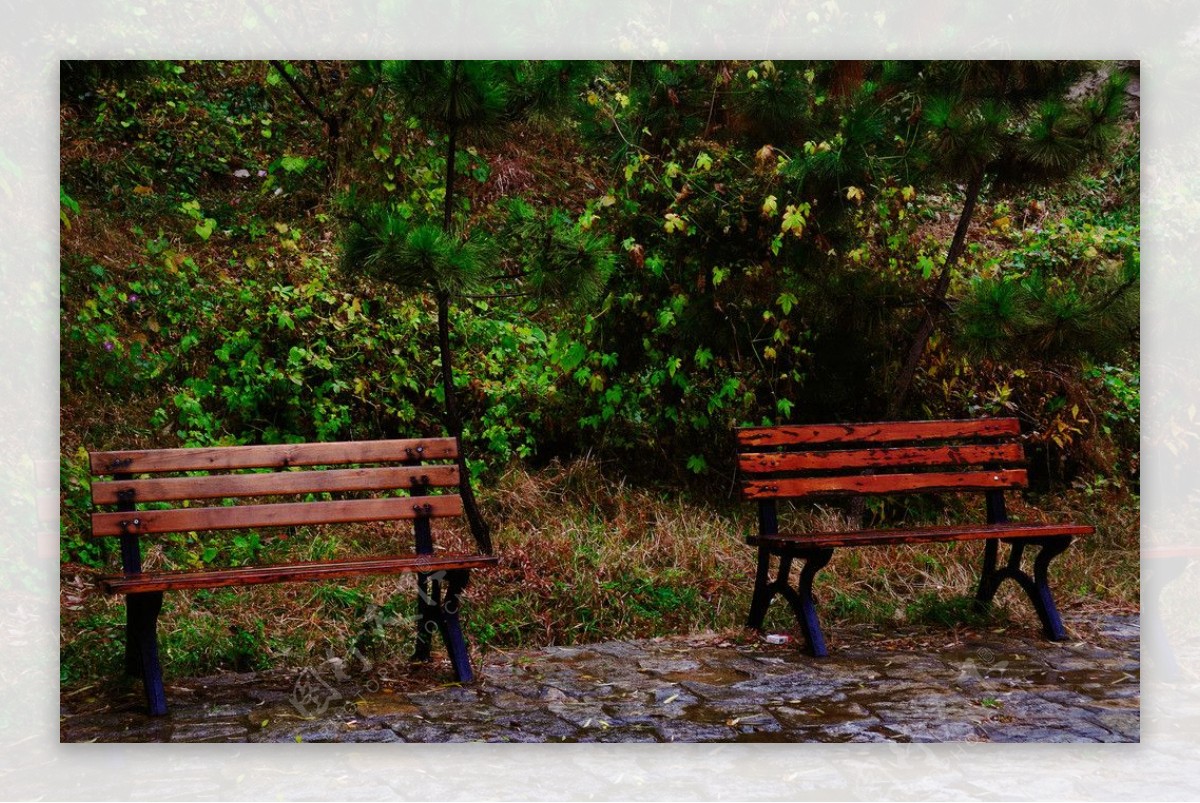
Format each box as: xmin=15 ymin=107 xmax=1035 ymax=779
xmin=274 ymin=222 xmax=289 ymax=234
xmin=663 ymin=213 xmax=687 ymax=234
xmin=132 ymin=185 xmax=153 ymax=196
xmin=845 ymin=186 xmax=864 ymax=204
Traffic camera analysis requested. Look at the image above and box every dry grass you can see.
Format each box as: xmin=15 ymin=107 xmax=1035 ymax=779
xmin=59 ymin=456 xmax=1139 ymax=686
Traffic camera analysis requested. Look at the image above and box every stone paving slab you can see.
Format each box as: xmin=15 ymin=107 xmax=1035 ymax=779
xmin=60 ymin=614 xmax=1139 ymax=743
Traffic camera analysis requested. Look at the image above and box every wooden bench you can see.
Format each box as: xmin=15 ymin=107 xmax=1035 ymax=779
xmin=736 ymin=418 xmax=1094 ymax=656
xmin=88 ymin=437 xmax=498 ymax=715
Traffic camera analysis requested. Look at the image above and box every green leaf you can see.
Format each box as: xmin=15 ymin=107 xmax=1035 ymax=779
xmin=663 ymin=213 xmax=687 ymax=234
xmin=559 ymin=341 xmax=587 ymax=371
xmin=918 ymin=254 xmax=936 ymax=280
xmin=777 ymin=292 xmax=797 ymax=315
xmin=686 ymin=455 xmax=708 ymax=474
xmin=60 ymin=186 xmax=80 ymax=215
xmin=194 ymin=218 xmax=215 ymax=240
xmin=280 ymin=155 xmax=308 ymax=173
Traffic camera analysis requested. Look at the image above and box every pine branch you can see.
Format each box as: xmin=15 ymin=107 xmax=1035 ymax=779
xmin=269 ymin=60 xmax=331 ymax=126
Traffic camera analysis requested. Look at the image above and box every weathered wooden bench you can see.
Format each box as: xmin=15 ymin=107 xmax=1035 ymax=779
xmin=88 ymin=437 xmax=498 ymax=715
xmin=736 ymin=418 xmax=1094 ymax=656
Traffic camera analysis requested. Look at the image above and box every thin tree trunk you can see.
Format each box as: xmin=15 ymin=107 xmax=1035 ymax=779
xmin=268 ymin=59 xmax=340 ymax=186
xmin=437 ymin=60 xmax=493 ymax=554
xmin=436 ymin=290 xmax=493 ymax=554
xmin=886 ymin=168 xmax=985 ymax=418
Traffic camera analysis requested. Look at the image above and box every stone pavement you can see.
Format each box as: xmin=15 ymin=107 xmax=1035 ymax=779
xmin=60 ymin=614 xmax=1139 ymax=743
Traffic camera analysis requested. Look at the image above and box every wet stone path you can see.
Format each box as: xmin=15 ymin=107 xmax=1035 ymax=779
xmin=61 ymin=614 xmax=1139 ymax=743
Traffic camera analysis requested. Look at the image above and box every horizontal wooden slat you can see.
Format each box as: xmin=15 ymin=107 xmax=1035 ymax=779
xmin=737 ymin=418 xmax=1020 ymax=449
xmin=91 ymin=495 xmax=463 ymax=537
xmin=738 ymin=444 xmax=1025 ymax=474
xmin=92 ymin=465 xmax=460 ymax=505
xmin=741 ymin=469 xmax=1027 ymax=499
xmin=101 ymin=553 xmax=499 ymax=594
xmin=90 ymin=438 xmax=458 ymax=475
xmin=748 ymin=521 xmax=1093 ymax=550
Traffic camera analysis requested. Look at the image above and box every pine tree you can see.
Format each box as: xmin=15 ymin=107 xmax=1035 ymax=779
xmin=883 ymin=60 xmax=1130 ymax=416
xmin=341 ymin=60 xmax=611 ymax=553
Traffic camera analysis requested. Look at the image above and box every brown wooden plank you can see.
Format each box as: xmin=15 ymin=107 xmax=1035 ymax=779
xmin=91 ymin=494 xmax=464 ymax=537
xmin=89 ymin=437 xmax=458 ymax=475
xmin=92 ymin=464 xmax=460 ymax=505
xmin=741 ymin=469 xmax=1028 ymax=499
xmin=748 ymin=521 xmax=1093 ymax=549
xmin=101 ymin=553 xmax=500 ymax=594
xmin=736 ymin=418 xmax=1020 ymax=448
xmin=737 ymin=443 xmax=1025 ymax=474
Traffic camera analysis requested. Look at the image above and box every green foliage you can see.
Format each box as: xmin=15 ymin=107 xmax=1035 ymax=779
xmin=58 ymin=60 xmax=1140 ymax=686
xmin=341 ymin=206 xmax=488 ymax=296
xmin=60 ymin=448 xmax=103 ymax=567
xmin=905 ymin=592 xmax=996 ymax=628
xmin=827 ymin=591 xmax=888 ymax=624
xmin=60 ymin=186 xmax=80 ymax=228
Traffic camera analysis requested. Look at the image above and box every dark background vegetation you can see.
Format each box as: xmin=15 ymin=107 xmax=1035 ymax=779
xmin=59 ymin=60 xmax=1139 ymax=683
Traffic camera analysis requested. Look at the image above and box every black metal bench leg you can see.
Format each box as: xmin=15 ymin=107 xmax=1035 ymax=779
xmin=124 ymin=599 xmax=142 ymax=677
xmin=1029 ymin=537 xmax=1072 ymax=640
xmin=438 ymin=570 xmax=475 ymax=683
xmin=128 ymin=591 xmax=167 ymax=716
xmin=974 ymin=537 xmax=1072 ymax=641
xmin=413 ymin=572 xmax=436 ymax=663
xmin=747 ymin=548 xmax=834 ymax=656
xmin=746 ymin=547 xmax=774 ymax=630
xmin=793 ymin=549 xmax=834 ymax=657
xmin=974 ymin=538 xmax=1001 ymax=611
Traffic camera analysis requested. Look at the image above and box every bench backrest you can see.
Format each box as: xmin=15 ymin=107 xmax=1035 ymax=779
xmin=736 ymin=418 xmax=1026 ymax=501
xmin=89 ymin=438 xmax=462 ymax=549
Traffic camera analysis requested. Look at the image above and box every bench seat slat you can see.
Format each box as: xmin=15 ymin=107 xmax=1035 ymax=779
xmin=91 ymin=495 xmax=464 ymax=537
xmin=749 ymin=522 xmax=1094 ymax=550
xmin=92 ymin=465 xmax=460 ymax=505
xmin=738 ymin=443 xmax=1024 ymax=473
xmin=742 ymin=469 xmax=1028 ymax=499
xmin=90 ymin=437 xmax=458 ymax=475
xmin=101 ymin=553 xmax=500 ymax=594
xmin=737 ymin=418 xmax=1020 ymax=448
